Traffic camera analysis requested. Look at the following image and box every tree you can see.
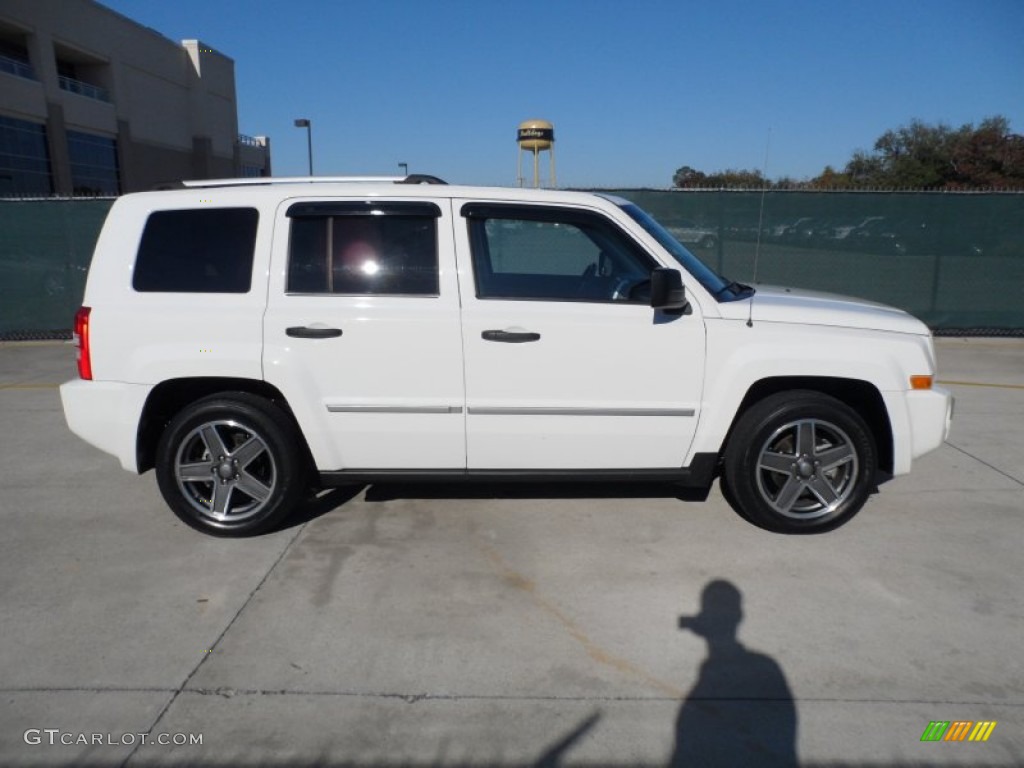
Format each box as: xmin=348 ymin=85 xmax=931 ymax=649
xmin=949 ymin=116 xmax=1024 ymax=189
xmin=809 ymin=165 xmax=854 ymax=189
xmin=672 ymin=166 xmax=707 ymax=188
xmin=678 ymin=117 xmax=1023 ymax=189
xmin=672 ymin=166 xmax=766 ymax=188
xmin=811 ymin=116 xmax=1023 ymax=189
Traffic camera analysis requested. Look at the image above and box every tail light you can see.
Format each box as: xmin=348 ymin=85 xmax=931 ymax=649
xmin=73 ymin=306 xmax=92 ymax=380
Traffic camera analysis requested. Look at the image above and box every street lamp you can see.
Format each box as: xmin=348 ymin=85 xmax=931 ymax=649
xmin=398 ymin=162 xmax=408 ymax=177
xmin=293 ymin=118 xmax=313 ymax=176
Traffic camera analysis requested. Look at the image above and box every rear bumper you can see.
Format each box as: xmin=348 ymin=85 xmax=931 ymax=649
xmin=60 ymin=379 xmax=152 ymax=473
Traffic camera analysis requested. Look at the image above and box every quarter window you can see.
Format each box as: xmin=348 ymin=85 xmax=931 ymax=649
xmin=463 ymin=204 xmax=656 ymax=302
xmin=133 ymin=208 xmax=258 ymax=293
xmin=286 ymin=202 xmax=440 ymax=296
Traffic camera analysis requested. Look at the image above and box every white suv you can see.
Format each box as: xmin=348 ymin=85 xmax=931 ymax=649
xmin=60 ymin=176 xmax=952 ymax=536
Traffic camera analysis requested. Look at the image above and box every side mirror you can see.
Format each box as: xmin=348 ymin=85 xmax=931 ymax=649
xmin=650 ymin=268 xmax=688 ymax=311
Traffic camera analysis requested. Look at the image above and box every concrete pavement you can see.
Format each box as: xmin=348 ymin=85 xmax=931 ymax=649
xmin=0 ymin=339 xmax=1022 ymax=766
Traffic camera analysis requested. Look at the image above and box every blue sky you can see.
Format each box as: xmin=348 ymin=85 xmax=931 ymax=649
xmin=97 ymin=0 xmax=1024 ymax=187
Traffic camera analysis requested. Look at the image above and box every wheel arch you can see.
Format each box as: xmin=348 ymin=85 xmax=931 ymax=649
xmin=724 ymin=376 xmax=894 ymax=474
xmin=136 ymin=377 xmax=313 ymax=474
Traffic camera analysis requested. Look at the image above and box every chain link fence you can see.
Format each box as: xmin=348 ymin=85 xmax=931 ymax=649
xmin=2 ymin=191 xmax=1022 ymax=338
xmin=1 ymin=199 xmax=112 ymax=339
xmin=609 ymin=189 xmax=1024 ymax=332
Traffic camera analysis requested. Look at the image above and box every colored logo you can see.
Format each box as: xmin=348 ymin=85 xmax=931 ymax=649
xmin=921 ymin=721 xmax=997 ymax=742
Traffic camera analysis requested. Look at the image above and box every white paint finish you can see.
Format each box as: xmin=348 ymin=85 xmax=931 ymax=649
xmin=719 ymin=284 xmax=931 ymax=335
xmin=59 ymin=379 xmax=150 ymax=472
xmin=452 ymin=201 xmax=706 ymax=469
xmin=261 ymin=197 xmax=465 ymax=470
xmin=63 ymin=180 xmax=952 ymax=485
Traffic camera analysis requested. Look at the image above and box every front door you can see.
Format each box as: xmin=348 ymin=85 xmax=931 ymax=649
xmin=455 ymin=201 xmax=706 ymax=470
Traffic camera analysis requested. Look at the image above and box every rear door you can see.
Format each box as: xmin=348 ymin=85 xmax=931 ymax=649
xmin=263 ymin=197 xmax=465 ymax=470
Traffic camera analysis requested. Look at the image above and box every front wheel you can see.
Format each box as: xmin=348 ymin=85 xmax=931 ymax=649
xmin=722 ymin=391 xmax=877 ymax=533
xmin=155 ymin=392 xmax=306 ymax=536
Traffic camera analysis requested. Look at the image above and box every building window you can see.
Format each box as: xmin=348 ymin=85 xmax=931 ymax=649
xmin=0 ymin=115 xmax=52 ymax=197
xmin=55 ymin=58 xmax=110 ymax=102
xmin=0 ymin=38 xmax=35 ymax=80
xmin=67 ymin=130 xmax=119 ymax=196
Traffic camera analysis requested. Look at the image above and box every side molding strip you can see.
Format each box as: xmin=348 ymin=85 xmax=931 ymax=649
xmin=326 ymin=405 xmax=464 ymax=414
xmin=467 ymin=407 xmax=695 ymax=417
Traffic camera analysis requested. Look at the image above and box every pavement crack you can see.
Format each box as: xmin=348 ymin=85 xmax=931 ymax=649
xmin=945 ymin=440 xmax=1024 ymax=487
xmin=119 ymin=522 xmax=308 ymax=767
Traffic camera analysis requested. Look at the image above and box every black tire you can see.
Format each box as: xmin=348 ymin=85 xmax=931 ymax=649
xmin=722 ymin=391 xmax=877 ymax=533
xmin=155 ymin=392 xmax=307 ymax=537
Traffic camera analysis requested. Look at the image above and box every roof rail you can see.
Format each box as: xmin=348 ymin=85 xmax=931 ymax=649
xmin=180 ymin=176 xmax=405 ymax=188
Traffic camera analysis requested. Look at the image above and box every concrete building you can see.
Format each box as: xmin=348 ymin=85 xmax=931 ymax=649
xmin=0 ymin=0 xmax=270 ymax=196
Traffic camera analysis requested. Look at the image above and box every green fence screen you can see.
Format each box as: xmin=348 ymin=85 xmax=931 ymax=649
xmin=1 ymin=192 xmax=1022 ymax=337
xmin=1 ymin=199 xmax=112 ymax=338
xmin=609 ymin=190 xmax=1024 ymax=331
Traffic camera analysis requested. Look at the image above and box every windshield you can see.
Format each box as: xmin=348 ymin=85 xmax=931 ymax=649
xmin=619 ymin=203 xmax=751 ymax=301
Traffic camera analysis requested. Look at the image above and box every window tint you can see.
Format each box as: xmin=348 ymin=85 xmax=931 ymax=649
xmin=133 ymin=208 xmax=258 ymax=293
xmin=464 ymin=205 xmax=655 ymax=302
xmin=287 ymin=203 xmax=439 ymax=296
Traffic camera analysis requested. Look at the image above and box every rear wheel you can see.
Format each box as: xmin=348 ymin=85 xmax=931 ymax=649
xmin=723 ymin=391 xmax=877 ymax=533
xmin=155 ymin=393 xmax=306 ymax=536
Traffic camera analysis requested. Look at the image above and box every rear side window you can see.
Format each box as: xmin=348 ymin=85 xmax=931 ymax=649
xmin=133 ymin=208 xmax=258 ymax=293
xmin=286 ymin=201 xmax=440 ymax=296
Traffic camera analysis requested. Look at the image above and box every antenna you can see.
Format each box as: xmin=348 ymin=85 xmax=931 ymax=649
xmin=748 ymin=127 xmax=771 ymax=328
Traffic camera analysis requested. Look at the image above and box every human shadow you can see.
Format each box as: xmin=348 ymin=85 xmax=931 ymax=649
xmin=671 ymin=580 xmax=798 ymax=767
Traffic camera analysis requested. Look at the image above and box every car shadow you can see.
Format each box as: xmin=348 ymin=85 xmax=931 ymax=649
xmin=273 ymin=485 xmax=367 ymax=531
xmin=362 ymin=480 xmax=711 ymax=504
xmin=274 ymin=480 xmax=710 ymax=533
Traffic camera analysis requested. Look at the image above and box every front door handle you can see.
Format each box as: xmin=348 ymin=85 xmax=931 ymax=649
xmin=481 ymin=330 xmax=541 ymax=343
xmin=286 ymin=326 xmax=343 ymax=339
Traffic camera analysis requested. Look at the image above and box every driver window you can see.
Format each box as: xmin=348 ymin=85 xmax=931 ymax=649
xmin=467 ymin=208 xmax=655 ymax=302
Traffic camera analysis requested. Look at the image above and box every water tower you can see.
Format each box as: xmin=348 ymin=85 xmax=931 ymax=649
xmin=517 ymin=120 xmax=556 ymax=188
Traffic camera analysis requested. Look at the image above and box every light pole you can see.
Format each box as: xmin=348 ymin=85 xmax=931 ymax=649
xmin=398 ymin=162 xmax=408 ymax=177
xmin=294 ymin=119 xmax=313 ymax=176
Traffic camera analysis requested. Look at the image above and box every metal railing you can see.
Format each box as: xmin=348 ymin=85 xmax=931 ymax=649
xmin=58 ymin=75 xmax=110 ymax=103
xmin=0 ymin=54 xmax=35 ymax=80
xmin=237 ymin=134 xmax=267 ymax=148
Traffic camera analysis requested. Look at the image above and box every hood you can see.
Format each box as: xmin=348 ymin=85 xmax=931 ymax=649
xmin=717 ymin=285 xmax=929 ymax=335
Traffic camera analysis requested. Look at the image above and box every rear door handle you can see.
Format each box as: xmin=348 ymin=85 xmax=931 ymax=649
xmin=286 ymin=326 xmax=343 ymax=339
xmin=481 ymin=330 xmax=541 ymax=343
